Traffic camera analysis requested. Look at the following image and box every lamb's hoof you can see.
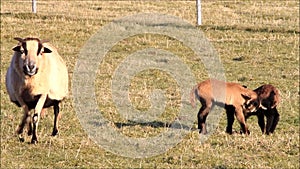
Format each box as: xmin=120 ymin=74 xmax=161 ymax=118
xmin=199 ymin=130 xmax=207 ymax=135
xmin=51 ymin=129 xmax=59 ymax=136
xmin=226 ymin=131 xmax=233 ymax=135
xmin=226 ymin=127 xmax=233 ymax=135
xmin=239 ymin=130 xmax=250 ymax=135
xmin=31 ymin=139 xmax=38 ymax=144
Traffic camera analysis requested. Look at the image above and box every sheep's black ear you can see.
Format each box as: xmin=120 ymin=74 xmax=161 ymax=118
xmin=12 ymin=46 xmax=21 ymax=52
xmin=14 ymin=37 xmax=23 ymax=42
xmin=43 ymin=47 xmax=52 ymax=53
xmin=241 ymin=93 xmax=251 ymax=100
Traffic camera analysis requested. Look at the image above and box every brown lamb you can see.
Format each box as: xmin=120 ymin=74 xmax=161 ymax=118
xmin=246 ymin=84 xmax=280 ymax=135
xmin=190 ymin=79 xmax=260 ymax=135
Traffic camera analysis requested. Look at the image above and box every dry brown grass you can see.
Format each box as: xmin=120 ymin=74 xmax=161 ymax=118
xmin=1 ymin=0 xmax=299 ymax=168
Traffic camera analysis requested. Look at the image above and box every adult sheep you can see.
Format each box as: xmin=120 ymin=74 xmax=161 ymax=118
xmin=5 ymin=37 xmax=68 ymax=144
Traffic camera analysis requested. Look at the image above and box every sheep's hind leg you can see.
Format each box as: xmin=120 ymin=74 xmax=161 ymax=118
xmin=52 ymin=101 xmax=60 ymax=136
xmin=27 ymin=117 xmax=33 ymax=136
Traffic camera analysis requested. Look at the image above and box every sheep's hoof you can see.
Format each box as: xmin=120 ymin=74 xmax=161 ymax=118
xmin=27 ymin=128 xmax=33 ymax=136
xmin=19 ymin=137 xmax=25 ymax=142
xmin=31 ymin=135 xmax=38 ymax=144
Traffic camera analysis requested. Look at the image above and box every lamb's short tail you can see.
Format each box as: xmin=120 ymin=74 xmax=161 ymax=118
xmin=190 ymin=85 xmax=198 ymax=108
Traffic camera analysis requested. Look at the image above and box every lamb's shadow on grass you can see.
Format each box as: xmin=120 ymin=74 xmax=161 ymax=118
xmin=114 ymin=120 xmax=195 ymax=131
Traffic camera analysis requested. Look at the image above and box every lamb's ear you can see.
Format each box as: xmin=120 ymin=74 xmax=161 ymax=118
xmin=241 ymin=93 xmax=251 ymax=100
xmin=43 ymin=47 xmax=52 ymax=53
xmin=12 ymin=45 xmax=21 ymax=52
xmin=14 ymin=37 xmax=23 ymax=42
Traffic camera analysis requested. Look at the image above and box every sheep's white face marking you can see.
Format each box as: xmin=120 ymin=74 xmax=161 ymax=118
xmin=13 ymin=37 xmax=52 ymax=77
xmin=22 ymin=41 xmax=40 ymax=76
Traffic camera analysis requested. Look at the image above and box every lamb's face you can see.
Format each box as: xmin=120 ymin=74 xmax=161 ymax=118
xmin=242 ymin=92 xmax=260 ymax=113
xmin=13 ymin=37 xmax=52 ymax=76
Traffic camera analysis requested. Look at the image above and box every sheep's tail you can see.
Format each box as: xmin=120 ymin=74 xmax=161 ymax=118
xmin=190 ymin=85 xmax=198 ymax=108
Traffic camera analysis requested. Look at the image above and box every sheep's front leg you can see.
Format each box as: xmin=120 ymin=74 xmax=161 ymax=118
xmin=31 ymin=94 xmax=47 ymax=144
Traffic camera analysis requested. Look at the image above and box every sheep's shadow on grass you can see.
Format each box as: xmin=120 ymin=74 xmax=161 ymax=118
xmin=114 ymin=120 xmax=194 ymax=131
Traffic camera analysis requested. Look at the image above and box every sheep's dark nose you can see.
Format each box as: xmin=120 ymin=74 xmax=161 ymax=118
xmin=23 ymin=62 xmax=38 ymax=76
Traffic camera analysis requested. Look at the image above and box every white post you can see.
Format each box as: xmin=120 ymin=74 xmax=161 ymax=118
xmin=32 ymin=0 xmax=37 ymax=13
xmin=196 ymin=0 xmax=202 ymax=25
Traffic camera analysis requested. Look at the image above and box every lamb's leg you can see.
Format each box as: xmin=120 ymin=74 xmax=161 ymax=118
xmin=257 ymin=110 xmax=266 ymax=134
xmin=197 ymin=101 xmax=212 ymax=134
xmin=225 ymin=106 xmax=235 ymax=134
xmin=265 ymin=110 xmax=276 ymax=135
xmin=197 ymin=106 xmax=205 ymax=133
xmin=31 ymin=94 xmax=47 ymax=144
xmin=269 ymin=108 xmax=279 ymax=133
xmin=235 ymin=107 xmax=250 ymax=135
xmin=52 ymin=101 xmax=60 ymax=136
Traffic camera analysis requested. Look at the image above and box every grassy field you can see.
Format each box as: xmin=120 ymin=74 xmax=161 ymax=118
xmin=1 ymin=0 xmax=299 ymax=168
